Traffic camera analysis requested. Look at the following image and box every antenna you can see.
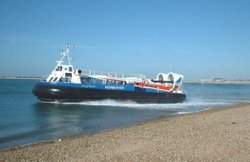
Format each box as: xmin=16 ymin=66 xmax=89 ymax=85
xmin=58 ymin=43 xmax=76 ymax=66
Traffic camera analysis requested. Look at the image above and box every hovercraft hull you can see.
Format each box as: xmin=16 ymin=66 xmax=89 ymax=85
xmin=32 ymin=82 xmax=186 ymax=103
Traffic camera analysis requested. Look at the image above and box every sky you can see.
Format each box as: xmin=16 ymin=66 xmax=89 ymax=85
xmin=0 ymin=0 xmax=250 ymax=80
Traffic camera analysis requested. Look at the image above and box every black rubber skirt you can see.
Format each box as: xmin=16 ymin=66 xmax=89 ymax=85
xmin=32 ymin=84 xmax=186 ymax=103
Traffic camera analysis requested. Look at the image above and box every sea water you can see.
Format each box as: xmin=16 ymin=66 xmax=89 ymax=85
xmin=0 ymin=79 xmax=250 ymax=149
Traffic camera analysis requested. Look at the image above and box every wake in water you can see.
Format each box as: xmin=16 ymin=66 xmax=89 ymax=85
xmin=41 ymin=98 xmax=236 ymax=113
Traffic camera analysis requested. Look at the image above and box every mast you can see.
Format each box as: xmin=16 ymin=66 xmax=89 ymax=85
xmin=56 ymin=43 xmax=75 ymax=66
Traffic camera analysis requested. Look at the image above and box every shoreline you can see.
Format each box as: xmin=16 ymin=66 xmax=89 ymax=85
xmin=1 ymin=103 xmax=250 ymax=161
xmin=0 ymin=103 xmax=235 ymax=151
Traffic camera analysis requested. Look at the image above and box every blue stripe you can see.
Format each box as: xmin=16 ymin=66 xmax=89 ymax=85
xmin=36 ymin=81 xmax=167 ymax=93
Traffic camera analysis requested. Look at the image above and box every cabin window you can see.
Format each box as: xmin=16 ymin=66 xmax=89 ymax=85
xmin=49 ymin=77 xmax=54 ymax=82
xmin=80 ymin=77 xmax=103 ymax=84
xmin=56 ymin=66 xmax=62 ymax=71
xmin=95 ymin=79 xmax=103 ymax=84
xmin=118 ymin=81 xmax=126 ymax=85
xmin=69 ymin=67 xmax=72 ymax=72
xmin=88 ymin=78 xmax=96 ymax=84
xmin=65 ymin=77 xmax=71 ymax=82
xmin=81 ymin=77 xmax=88 ymax=84
xmin=65 ymin=73 xmax=72 ymax=77
xmin=106 ymin=80 xmax=112 ymax=84
xmin=53 ymin=77 xmax=58 ymax=82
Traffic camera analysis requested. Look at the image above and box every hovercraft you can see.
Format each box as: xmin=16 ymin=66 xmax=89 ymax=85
xmin=32 ymin=44 xmax=186 ymax=103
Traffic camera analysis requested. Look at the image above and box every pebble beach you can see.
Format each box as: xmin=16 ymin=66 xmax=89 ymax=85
xmin=1 ymin=103 xmax=250 ymax=162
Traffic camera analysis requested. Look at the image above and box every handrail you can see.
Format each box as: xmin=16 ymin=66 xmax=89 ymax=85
xmin=81 ymin=70 xmax=146 ymax=79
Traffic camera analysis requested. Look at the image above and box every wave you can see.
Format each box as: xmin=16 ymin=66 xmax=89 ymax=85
xmin=41 ymin=98 xmax=236 ymax=111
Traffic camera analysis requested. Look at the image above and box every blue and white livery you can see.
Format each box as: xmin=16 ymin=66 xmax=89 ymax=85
xmin=33 ymin=44 xmax=186 ymax=103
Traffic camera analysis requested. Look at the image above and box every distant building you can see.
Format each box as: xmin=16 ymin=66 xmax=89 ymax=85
xmin=200 ymin=77 xmax=226 ymax=83
xmin=211 ymin=77 xmax=225 ymax=82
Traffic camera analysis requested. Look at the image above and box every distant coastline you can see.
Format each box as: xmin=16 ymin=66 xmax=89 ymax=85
xmin=185 ymin=80 xmax=250 ymax=84
xmin=0 ymin=76 xmax=42 ymax=80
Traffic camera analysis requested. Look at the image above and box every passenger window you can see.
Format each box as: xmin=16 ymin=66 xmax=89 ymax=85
xmin=81 ymin=78 xmax=88 ymax=84
xmin=49 ymin=77 xmax=54 ymax=82
xmin=65 ymin=73 xmax=72 ymax=77
xmin=95 ymin=79 xmax=103 ymax=84
xmin=56 ymin=66 xmax=62 ymax=71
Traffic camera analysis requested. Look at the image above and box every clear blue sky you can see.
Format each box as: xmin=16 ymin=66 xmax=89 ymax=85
xmin=0 ymin=0 xmax=250 ymax=80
